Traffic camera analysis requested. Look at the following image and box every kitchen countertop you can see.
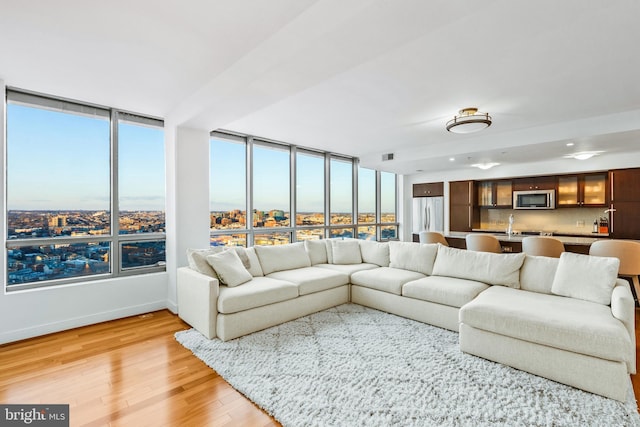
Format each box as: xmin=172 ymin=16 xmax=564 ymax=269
xmin=446 ymin=231 xmax=606 ymax=246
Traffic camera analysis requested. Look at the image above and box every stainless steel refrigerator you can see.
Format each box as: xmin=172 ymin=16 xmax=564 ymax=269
xmin=412 ymin=196 xmax=444 ymax=234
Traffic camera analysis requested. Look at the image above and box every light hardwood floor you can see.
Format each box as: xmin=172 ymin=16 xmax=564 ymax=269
xmin=1 ymin=309 xmax=639 ymax=426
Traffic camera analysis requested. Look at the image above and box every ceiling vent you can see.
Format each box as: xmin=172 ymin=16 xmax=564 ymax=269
xmin=382 ymin=153 xmax=394 ymax=161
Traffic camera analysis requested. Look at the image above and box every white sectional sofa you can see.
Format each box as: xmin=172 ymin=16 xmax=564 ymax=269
xmin=176 ymin=238 xmax=635 ymax=401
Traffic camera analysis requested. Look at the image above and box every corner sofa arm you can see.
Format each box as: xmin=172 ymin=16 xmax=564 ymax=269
xmin=177 ymin=266 xmax=219 ymax=339
xmin=611 ymin=278 xmax=636 ymax=374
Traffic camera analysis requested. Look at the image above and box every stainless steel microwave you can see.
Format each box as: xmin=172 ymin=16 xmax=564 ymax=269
xmin=513 ymin=189 xmax=555 ymax=209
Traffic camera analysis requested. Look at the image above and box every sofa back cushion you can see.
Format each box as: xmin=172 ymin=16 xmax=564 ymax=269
xmin=244 ymin=247 xmax=264 ymax=277
xmin=432 ymin=245 xmax=526 ymax=288
xmin=389 ymin=242 xmax=438 ymax=275
xmin=551 ymin=252 xmax=620 ymax=305
xmin=330 ymin=239 xmax=363 ymax=264
xmin=519 ymin=255 xmax=559 ymax=294
xmin=305 ymin=240 xmax=329 ymax=265
xmin=359 ymin=240 xmax=390 ymax=267
xmin=187 ymin=247 xmax=255 ymax=278
xmin=254 ymin=242 xmax=311 ymax=275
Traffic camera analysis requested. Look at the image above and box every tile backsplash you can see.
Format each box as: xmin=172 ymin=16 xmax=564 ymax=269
xmin=480 ymin=207 xmax=609 ymax=235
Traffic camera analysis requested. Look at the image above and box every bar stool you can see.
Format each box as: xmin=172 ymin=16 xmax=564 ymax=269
xmin=465 ymin=234 xmax=502 ymax=253
xmin=522 ymin=236 xmax=565 ymax=258
xmin=419 ymin=231 xmax=449 ymax=246
xmin=589 ymin=240 xmax=640 ymax=303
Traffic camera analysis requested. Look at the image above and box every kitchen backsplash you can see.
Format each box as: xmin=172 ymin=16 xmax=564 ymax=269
xmin=480 ymin=207 xmax=608 ymax=235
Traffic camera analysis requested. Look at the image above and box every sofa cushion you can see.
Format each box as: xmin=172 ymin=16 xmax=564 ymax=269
xmin=305 ymin=240 xmax=329 ymax=265
xmin=206 ymin=250 xmax=253 ymax=287
xmin=315 ymin=263 xmax=380 ymax=277
xmin=351 ymin=267 xmax=426 ymax=295
xmin=254 ymin=242 xmax=311 ymax=275
xmin=359 ymin=240 xmax=390 ymax=267
xmin=551 ymin=252 xmax=620 ymax=305
xmin=187 ymin=247 xmax=251 ymax=278
xmin=267 ymin=266 xmax=349 ymax=296
xmin=460 ymin=286 xmax=632 ymax=363
xmin=217 ymin=277 xmax=299 ymax=314
xmin=432 ymin=245 xmax=525 ymax=289
xmin=389 ymin=242 xmax=438 ymax=275
xmin=330 ymin=239 xmax=363 ymax=264
xmin=519 ymin=255 xmax=558 ymax=294
xmin=244 ymin=247 xmax=264 ymax=277
xmin=402 ymin=276 xmax=490 ymax=308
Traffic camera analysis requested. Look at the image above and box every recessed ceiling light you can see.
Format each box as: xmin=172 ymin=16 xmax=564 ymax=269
xmin=416 ymin=169 xmax=424 ymax=172
xmin=449 ymin=157 xmax=455 ymax=161
xmin=566 ymin=142 xmax=575 ymax=147
xmin=471 ymin=162 xmax=500 ymax=170
xmin=564 ymin=151 xmax=603 ymax=160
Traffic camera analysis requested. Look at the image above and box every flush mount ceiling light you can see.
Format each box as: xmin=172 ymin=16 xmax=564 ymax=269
xmin=446 ymin=108 xmax=492 ymax=134
xmin=471 ymin=162 xmax=500 ymax=170
xmin=564 ymin=151 xmax=603 ymax=160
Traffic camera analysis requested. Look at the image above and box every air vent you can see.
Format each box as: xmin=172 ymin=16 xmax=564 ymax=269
xmin=382 ymin=153 xmax=394 ymax=161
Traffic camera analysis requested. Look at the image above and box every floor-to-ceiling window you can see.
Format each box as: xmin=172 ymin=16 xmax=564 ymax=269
xmin=5 ymin=89 xmax=165 ymax=290
xmin=209 ymin=131 xmax=398 ymax=246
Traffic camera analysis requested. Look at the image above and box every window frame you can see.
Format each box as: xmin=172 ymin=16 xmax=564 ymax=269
xmin=4 ymin=88 xmax=166 ymax=291
xmin=209 ymin=130 xmax=399 ymax=246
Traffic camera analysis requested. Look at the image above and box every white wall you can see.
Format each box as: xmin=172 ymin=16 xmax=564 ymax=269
xmin=402 ymin=151 xmax=640 ymax=242
xmin=0 ymin=80 xmax=170 ymax=344
xmin=164 ymin=124 xmax=210 ymax=312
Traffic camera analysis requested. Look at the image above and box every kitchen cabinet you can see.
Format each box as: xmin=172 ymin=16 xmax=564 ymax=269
xmin=477 ymin=179 xmax=512 ymax=208
xmin=609 ymin=168 xmax=640 ymax=239
xmin=449 ymin=180 xmax=479 ymax=232
xmin=512 ymin=176 xmax=557 ymax=191
xmin=557 ymin=173 xmax=608 ymax=207
xmin=413 ymin=182 xmax=444 ymax=197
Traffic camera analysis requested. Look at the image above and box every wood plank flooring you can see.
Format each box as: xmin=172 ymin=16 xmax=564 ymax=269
xmin=1 ymin=308 xmax=639 ymax=426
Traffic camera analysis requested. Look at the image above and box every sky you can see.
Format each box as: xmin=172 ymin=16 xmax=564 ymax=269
xmin=7 ymin=103 xmax=165 ymax=211
xmin=210 ymin=137 xmax=396 ymax=213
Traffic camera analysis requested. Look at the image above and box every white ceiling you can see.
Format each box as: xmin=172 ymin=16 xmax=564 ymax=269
xmin=1 ymin=0 xmax=639 ymax=175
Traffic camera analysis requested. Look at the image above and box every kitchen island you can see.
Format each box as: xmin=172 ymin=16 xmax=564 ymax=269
xmin=444 ymin=231 xmax=608 ymax=254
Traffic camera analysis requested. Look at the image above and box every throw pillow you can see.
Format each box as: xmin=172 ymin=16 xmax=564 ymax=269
xmin=244 ymin=247 xmax=264 ymax=277
xmin=359 ymin=240 xmax=390 ymax=267
xmin=206 ymin=250 xmax=253 ymax=287
xmin=331 ymin=239 xmax=362 ymax=264
xmin=551 ymin=252 xmax=620 ymax=305
xmin=432 ymin=244 xmax=526 ymax=288
xmin=389 ymin=241 xmax=438 ymax=275
xmin=186 ymin=247 xmax=223 ymax=278
xmin=254 ymin=242 xmax=311 ymax=275
xmin=305 ymin=240 xmax=329 ymax=265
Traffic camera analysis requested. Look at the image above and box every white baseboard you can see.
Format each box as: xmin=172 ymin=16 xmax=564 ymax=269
xmin=0 ymin=300 xmax=168 ymax=344
xmin=166 ymin=299 xmax=178 ymax=314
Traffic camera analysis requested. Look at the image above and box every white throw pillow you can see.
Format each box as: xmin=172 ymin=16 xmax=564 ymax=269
xmin=432 ymin=244 xmax=526 ymax=288
xmin=206 ymin=250 xmax=253 ymax=287
xmin=254 ymin=242 xmax=311 ymax=275
xmin=305 ymin=240 xmax=329 ymax=265
xmin=331 ymin=239 xmax=362 ymax=264
xmin=389 ymin=242 xmax=438 ymax=275
xmin=551 ymin=252 xmax=620 ymax=305
xmin=187 ymin=247 xmax=223 ymax=277
xmin=359 ymin=240 xmax=390 ymax=267
xmin=519 ymin=255 xmax=559 ymax=294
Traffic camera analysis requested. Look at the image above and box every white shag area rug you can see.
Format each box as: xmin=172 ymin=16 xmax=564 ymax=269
xmin=175 ymin=304 xmax=640 ymax=427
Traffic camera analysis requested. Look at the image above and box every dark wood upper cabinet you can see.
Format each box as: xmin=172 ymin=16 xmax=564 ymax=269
xmin=511 ymin=176 xmax=557 ymax=192
xmin=413 ymin=182 xmax=444 ymax=197
xmin=557 ymin=172 xmax=608 ymax=207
